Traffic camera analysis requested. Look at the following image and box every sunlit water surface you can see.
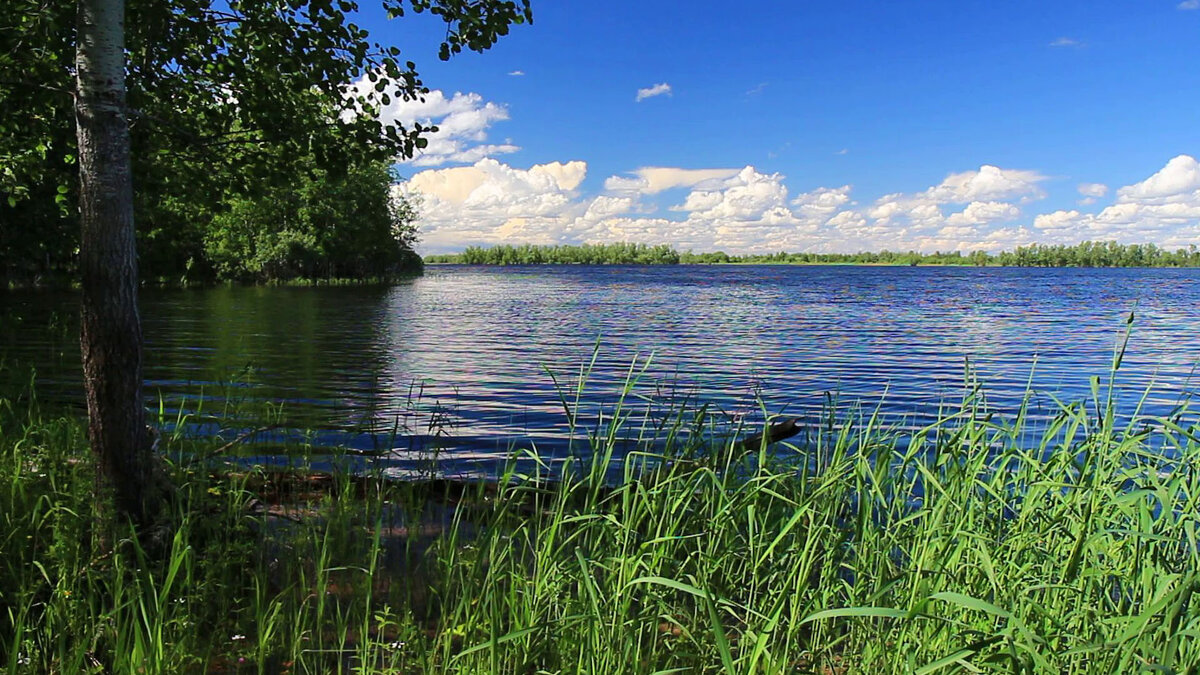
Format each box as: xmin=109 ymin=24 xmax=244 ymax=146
xmin=3 ymin=265 xmax=1200 ymax=477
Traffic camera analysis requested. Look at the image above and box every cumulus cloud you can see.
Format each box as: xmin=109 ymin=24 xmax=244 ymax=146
xmin=1116 ymin=155 xmax=1200 ymax=202
xmin=584 ymin=195 xmax=639 ymax=219
xmin=827 ymin=165 xmax=1050 ymax=250
xmin=673 ymin=167 xmax=793 ymax=221
xmin=403 ymin=161 xmax=847 ymax=254
xmin=1049 ymin=37 xmax=1083 ymax=48
xmin=1029 ymin=155 xmax=1200 ymax=245
xmin=401 ymin=155 xmax=1200 ymax=256
xmin=925 ymin=165 xmax=1047 ymax=203
xmin=604 ymin=167 xmax=741 ymax=195
xmin=344 ymin=76 xmax=518 ymax=167
xmin=635 ymin=83 xmax=672 ymax=102
xmin=944 ymin=201 xmax=1022 ymax=227
xmin=864 ymin=165 xmax=1046 ymax=237
xmin=793 ymin=186 xmax=852 ymax=216
xmin=508 ymin=70 xmax=525 ymax=76
xmin=402 ymin=160 xmax=1050 ymax=255
xmin=1077 ymin=182 xmax=1108 ymax=206
xmin=398 ymin=159 xmax=587 ymax=250
xmin=1179 ymin=0 xmax=1199 ymax=9
xmin=583 ymin=167 xmax=836 ymax=252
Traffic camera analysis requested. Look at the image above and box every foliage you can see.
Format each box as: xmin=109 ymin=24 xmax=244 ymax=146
xmin=0 ymin=0 xmax=531 ymax=285
xmin=3 ymin=363 xmax=1200 ymax=672
xmin=0 ymin=0 xmax=79 ymax=285
xmin=203 ymin=160 xmax=422 ymax=283
xmin=426 ymin=242 xmax=682 ymax=265
xmin=686 ymin=242 xmax=1200 ymax=266
xmin=993 ymin=241 xmax=1200 ymax=267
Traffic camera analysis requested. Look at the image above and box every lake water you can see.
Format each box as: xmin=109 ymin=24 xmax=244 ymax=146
xmin=3 ymin=265 xmax=1200 ymax=477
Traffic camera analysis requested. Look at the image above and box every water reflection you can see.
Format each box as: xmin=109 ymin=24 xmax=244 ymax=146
xmin=2 ymin=265 xmax=1200 ymax=477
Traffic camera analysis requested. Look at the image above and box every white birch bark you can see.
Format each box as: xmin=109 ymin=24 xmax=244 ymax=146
xmin=75 ymin=0 xmax=165 ymax=528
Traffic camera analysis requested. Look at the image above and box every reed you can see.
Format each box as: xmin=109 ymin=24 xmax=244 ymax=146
xmin=1 ymin=363 xmax=1198 ymax=673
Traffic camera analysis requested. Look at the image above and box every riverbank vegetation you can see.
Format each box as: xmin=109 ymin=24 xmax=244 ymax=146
xmin=3 ymin=368 xmax=1199 ymax=672
xmin=427 ymin=242 xmax=682 ymax=265
xmin=428 ymin=240 xmax=1200 ymax=268
xmin=2 ymin=139 xmax=422 ymax=287
xmin=1 ymin=0 xmax=450 ymax=288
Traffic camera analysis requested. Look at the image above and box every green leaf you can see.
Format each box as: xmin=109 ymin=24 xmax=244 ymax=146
xmin=929 ymin=591 xmax=1012 ymax=619
xmin=799 ymin=606 xmax=910 ymax=625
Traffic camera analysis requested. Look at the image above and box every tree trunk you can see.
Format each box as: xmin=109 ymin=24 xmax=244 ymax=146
xmin=75 ymin=0 xmax=166 ymax=529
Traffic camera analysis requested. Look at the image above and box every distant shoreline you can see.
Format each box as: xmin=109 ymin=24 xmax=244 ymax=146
xmin=425 ymin=261 xmax=1196 ymax=268
xmin=426 ymin=261 xmax=970 ymax=267
xmin=424 ymin=241 xmax=1200 ymax=268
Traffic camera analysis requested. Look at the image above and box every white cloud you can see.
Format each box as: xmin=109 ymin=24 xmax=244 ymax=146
xmin=835 ymin=148 xmax=849 ymax=155
xmin=398 ymin=159 xmax=587 ymax=250
xmin=584 ymin=195 xmax=639 ymax=219
xmin=1028 ymin=155 xmax=1200 ymax=243
xmin=745 ymin=82 xmax=768 ymax=96
xmin=508 ymin=70 xmax=525 ymax=76
xmin=1179 ymin=0 xmax=1199 ymax=10
xmin=635 ymin=83 xmax=672 ymax=102
xmin=405 ymin=159 xmax=585 ymax=204
xmin=585 ymin=167 xmax=834 ymax=252
xmin=1049 ymin=37 xmax=1083 ymax=48
xmin=1116 ymin=155 xmax=1200 ymax=203
xmin=1033 ymin=210 xmax=1083 ymax=231
xmin=403 ymin=155 xmax=1200 ymax=256
xmin=862 ymin=165 xmax=1046 ymax=240
xmin=404 ymin=161 xmax=846 ymax=254
xmin=1077 ymin=182 xmax=1108 ymax=206
xmin=944 ymin=201 xmax=1022 ymax=227
xmin=674 ymin=167 xmax=793 ymax=221
xmin=924 ymin=165 xmax=1047 ymax=203
xmin=792 ymin=186 xmax=852 ymax=216
xmin=604 ymin=167 xmax=741 ymax=195
xmin=344 ymin=76 xmax=518 ymax=167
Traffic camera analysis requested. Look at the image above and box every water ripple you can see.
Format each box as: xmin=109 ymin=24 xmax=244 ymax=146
xmin=2 ymin=265 xmax=1200 ymax=477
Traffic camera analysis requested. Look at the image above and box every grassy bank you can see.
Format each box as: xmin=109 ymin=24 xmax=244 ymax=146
xmin=2 ymin=376 xmax=1199 ymax=673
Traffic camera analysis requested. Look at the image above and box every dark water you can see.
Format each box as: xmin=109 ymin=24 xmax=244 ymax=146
xmin=3 ymin=265 xmax=1200 ymax=476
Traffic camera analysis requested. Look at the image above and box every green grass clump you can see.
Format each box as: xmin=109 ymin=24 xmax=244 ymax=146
xmin=2 ymin=372 xmax=1200 ymax=673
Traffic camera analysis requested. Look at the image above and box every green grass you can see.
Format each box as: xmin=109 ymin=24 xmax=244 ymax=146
xmin=2 ymin=366 xmax=1200 ymax=673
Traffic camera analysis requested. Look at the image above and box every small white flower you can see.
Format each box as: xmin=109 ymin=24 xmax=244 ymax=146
xmin=388 ymin=641 xmax=405 ymax=650
xmin=17 ymin=654 xmax=31 ymax=666
xmin=231 ymin=634 xmax=246 ymax=641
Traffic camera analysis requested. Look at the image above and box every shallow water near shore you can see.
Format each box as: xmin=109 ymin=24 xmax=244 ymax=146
xmin=3 ymin=264 xmax=1200 ymax=476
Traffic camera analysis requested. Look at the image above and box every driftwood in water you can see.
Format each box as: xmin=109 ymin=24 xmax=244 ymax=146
xmin=735 ymin=418 xmax=801 ymax=451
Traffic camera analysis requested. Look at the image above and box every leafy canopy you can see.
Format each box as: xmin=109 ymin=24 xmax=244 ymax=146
xmin=0 ymin=0 xmax=531 ymax=283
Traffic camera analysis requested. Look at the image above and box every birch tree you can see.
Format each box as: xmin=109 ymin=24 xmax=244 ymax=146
xmin=64 ymin=0 xmax=531 ymax=530
xmin=75 ymin=0 xmax=168 ymax=528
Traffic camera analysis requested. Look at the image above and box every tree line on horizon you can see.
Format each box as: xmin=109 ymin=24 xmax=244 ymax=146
xmin=426 ymin=240 xmax=1200 ymax=267
xmin=427 ymin=242 xmax=682 ymax=265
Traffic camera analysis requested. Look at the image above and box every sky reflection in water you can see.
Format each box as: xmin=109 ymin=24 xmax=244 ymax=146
xmin=3 ymin=265 xmax=1199 ymax=478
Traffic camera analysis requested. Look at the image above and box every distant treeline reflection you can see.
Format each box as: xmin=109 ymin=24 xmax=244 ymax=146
xmin=426 ymin=241 xmax=1200 ymax=267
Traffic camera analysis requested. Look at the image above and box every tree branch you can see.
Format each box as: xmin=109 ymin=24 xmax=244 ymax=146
xmin=0 ymin=79 xmax=76 ymax=99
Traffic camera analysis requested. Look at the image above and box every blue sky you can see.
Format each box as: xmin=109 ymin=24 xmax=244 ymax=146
xmin=350 ymin=1 xmax=1200 ymax=254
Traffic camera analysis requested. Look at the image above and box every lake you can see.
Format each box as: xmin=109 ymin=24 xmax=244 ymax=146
xmin=3 ymin=265 xmax=1200 ymax=477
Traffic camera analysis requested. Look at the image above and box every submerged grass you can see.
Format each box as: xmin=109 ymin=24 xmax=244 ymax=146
xmin=2 ymin=361 xmax=1200 ymax=673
